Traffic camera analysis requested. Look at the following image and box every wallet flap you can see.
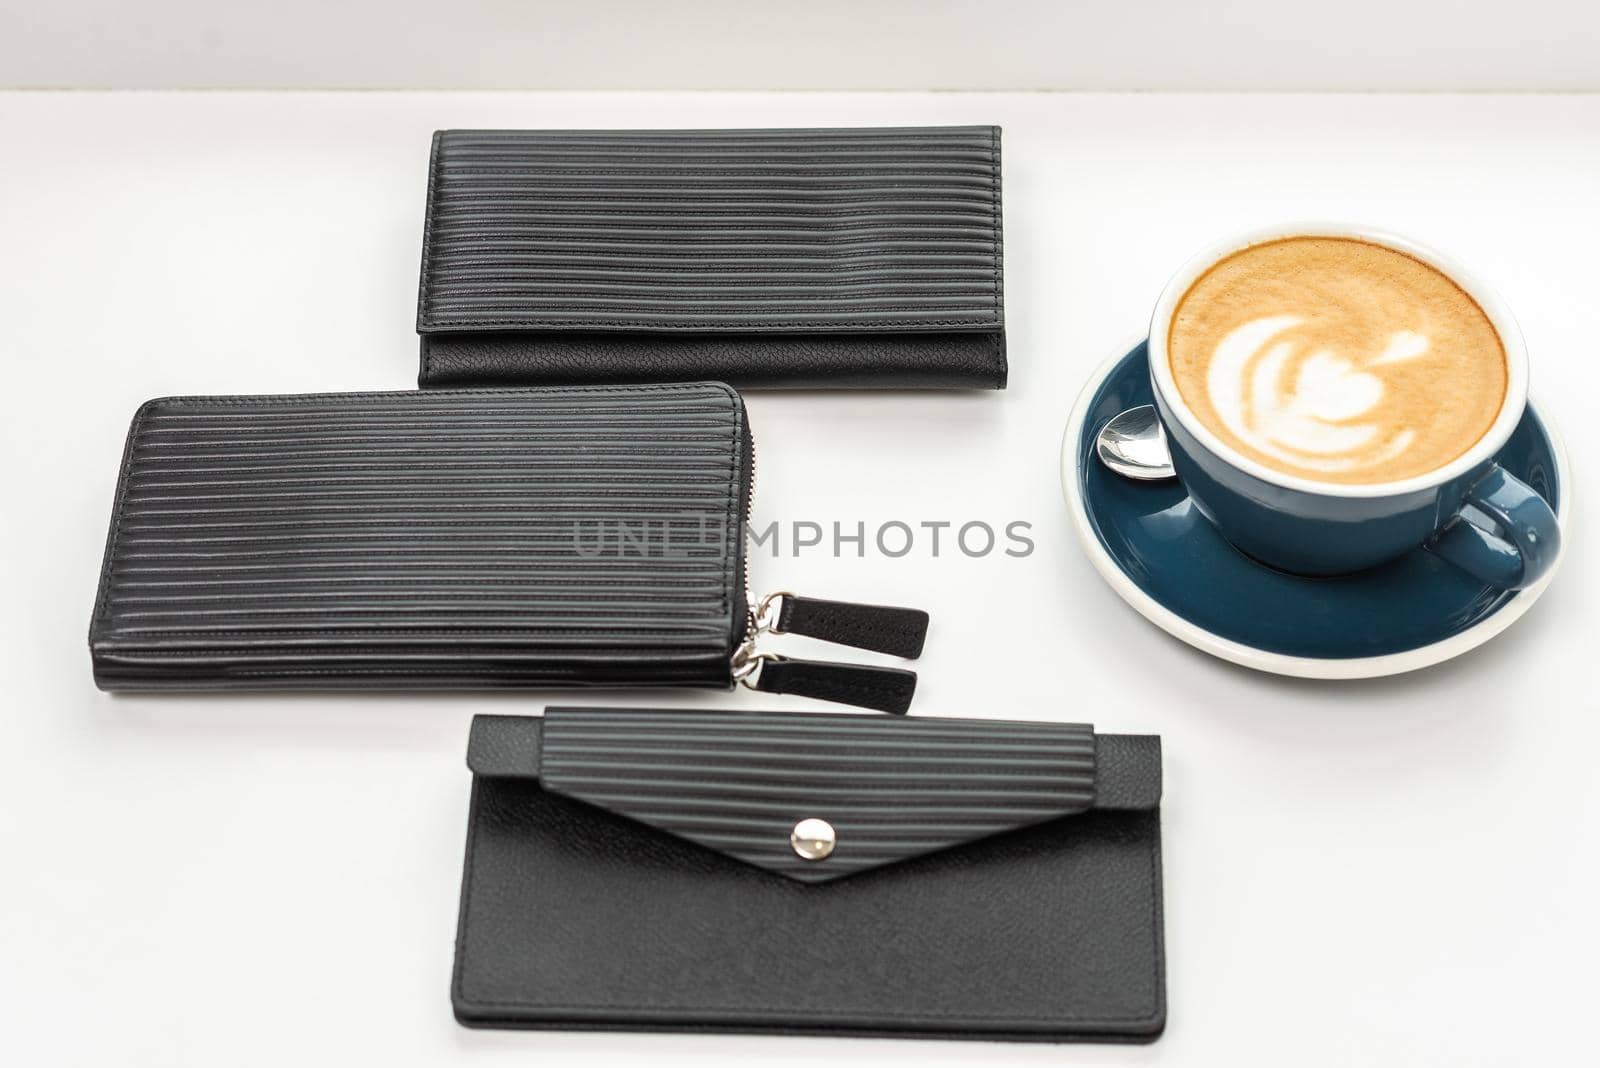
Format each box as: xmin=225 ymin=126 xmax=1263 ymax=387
xmin=469 ymin=710 xmax=1158 ymax=883
xmin=418 ymin=127 xmax=1004 ymax=336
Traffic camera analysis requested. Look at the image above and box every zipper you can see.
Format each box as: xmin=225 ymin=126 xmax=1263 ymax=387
xmin=728 ymin=416 xmax=927 ymax=716
xmin=731 ymin=590 xmax=927 ymax=715
xmin=735 ymin=414 xmax=757 ymax=651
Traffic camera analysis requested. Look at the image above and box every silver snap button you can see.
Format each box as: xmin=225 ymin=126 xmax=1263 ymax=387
xmin=790 ymin=818 xmax=835 ymax=861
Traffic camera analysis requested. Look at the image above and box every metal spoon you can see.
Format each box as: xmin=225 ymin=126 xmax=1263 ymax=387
xmin=1095 ymin=405 xmax=1177 ymax=481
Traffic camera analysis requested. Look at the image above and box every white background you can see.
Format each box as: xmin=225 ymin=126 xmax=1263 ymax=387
xmin=2 ymin=1 xmax=1599 ymax=90
xmin=1 ymin=83 xmax=1597 ymax=1068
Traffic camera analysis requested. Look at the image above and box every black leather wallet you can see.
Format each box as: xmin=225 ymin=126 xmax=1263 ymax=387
xmin=416 ymin=127 xmax=1006 ymax=390
xmin=454 ymin=709 xmax=1165 ymax=1042
xmin=88 ymin=383 xmax=920 ymax=708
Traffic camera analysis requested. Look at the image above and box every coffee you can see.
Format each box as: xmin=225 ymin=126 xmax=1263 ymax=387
xmin=1167 ymin=236 xmax=1506 ymax=485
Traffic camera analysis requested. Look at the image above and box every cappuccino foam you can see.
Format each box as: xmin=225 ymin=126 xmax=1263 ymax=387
xmin=1167 ymin=237 xmax=1507 ymax=485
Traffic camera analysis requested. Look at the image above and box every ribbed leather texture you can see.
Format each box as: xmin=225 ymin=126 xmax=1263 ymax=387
xmin=535 ymin=708 xmax=1096 ymax=882
xmin=89 ymin=384 xmax=750 ymax=690
xmin=418 ymin=127 xmax=1005 ymax=334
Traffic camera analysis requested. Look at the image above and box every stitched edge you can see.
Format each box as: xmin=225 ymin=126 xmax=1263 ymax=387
xmin=987 ymin=127 xmax=1009 ymax=385
xmin=452 ymin=788 xmax=1164 ymax=1027
xmin=720 ymin=393 xmax=742 ymax=663
xmin=90 ymin=398 xmax=163 ymax=643
xmin=417 ymin=131 xmax=442 ymax=337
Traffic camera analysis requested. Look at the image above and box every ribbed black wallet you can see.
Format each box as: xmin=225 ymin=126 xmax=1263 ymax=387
xmin=88 ymin=383 xmax=926 ymax=710
xmin=453 ymin=709 xmax=1166 ymax=1042
xmin=416 ymin=127 xmax=1007 ymax=390
xmin=88 ymin=383 xmax=754 ymax=691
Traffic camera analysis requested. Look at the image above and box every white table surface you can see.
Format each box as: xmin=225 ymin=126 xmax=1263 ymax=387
xmin=1 ymin=90 xmax=1594 ymax=1067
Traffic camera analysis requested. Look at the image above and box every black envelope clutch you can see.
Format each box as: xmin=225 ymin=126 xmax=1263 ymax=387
xmin=88 ymin=383 xmax=921 ymax=708
xmin=416 ymin=127 xmax=1006 ymax=390
xmin=453 ymin=709 xmax=1166 ymax=1043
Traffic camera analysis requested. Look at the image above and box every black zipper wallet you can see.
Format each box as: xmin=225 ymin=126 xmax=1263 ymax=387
xmin=89 ymin=382 xmax=923 ymax=709
xmin=453 ymin=709 xmax=1166 ymax=1042
xmin=416 ymin=127 xmax=1006 ymax=390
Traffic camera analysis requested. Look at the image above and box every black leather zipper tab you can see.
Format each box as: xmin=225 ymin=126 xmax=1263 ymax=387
xmin=765 ymin=594 xmax=929 ymax=659
xmin=752 ymin=657 xmax=917 ymax=715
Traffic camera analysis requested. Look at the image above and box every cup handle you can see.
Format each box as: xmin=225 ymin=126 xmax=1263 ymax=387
xmin=1424 ymin=465 xmax=1561 ymax=590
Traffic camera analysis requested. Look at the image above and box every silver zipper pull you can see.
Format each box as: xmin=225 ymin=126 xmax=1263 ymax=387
xmin=728 ymin=589 xmax=925 ymax=714
xmin=731 ymin=640 xmax=777 ymax=687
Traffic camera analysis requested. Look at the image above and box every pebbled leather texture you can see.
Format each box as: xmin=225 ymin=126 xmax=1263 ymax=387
xmin=753 ymin=657 xmax=917 ymax=714
xmin=89 ymin=383 xmax=751 ymax=691
xmin=416 ymin=127 xmax=1007 ymax=390
xmin=774 ymin=594 xmax=929 ymax=658
xmin=419 ymin=330 xmax=1006 ymax=390
xmin=454 ymin=710 xmax=1165 ymax=1041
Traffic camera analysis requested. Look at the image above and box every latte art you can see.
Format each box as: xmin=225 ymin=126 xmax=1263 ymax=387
xmin=1207 ymin=316 xmax=1429 ymax=474
xmin=1168 ymin=237 xmax=1507 ymax=485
